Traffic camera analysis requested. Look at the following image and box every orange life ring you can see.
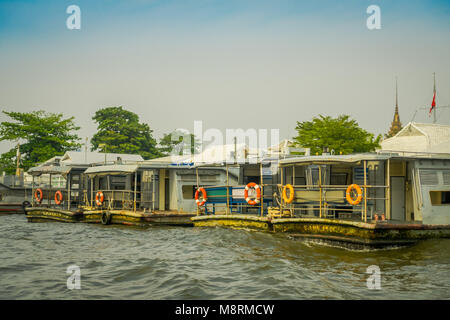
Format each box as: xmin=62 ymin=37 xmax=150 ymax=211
xmin=95 ymin=191 xmax=104 ymax=206
xmin=34 ymin=188 xmax=43 ymax=204
xmin=195 ymin=187 xmax=207 ymax=206
xmin=244 ymin=182 xmax=261 ymax=206
xmin=282 ymin=184 xmax=295 ymax=204
xmin=346 ymin=184 xmax=363 ymax=205
xmin=54 ymin=190 xmax=63 ymax=205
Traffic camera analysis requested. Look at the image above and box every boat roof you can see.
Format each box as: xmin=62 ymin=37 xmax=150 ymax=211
xmin=84 ymin=165 xmax=139 ymax=177
xmin=61 ymin=151 xmax=144 ymax=165
xmin=279 ymin=153 xmax=390 ymax=166
xmin=27 ymin=164 xmax=73 ymax=176
xmin=279 ymin=152 xmax=450 ymax=166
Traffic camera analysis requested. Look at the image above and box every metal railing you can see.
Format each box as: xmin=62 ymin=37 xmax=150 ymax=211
xmin=31 ymin=188 xmax=85 ymax=209
xmin=83 ymin=189 xmax=155 ymax=211
xmin=276 ymin=184 xmax=388 ymax=222
xmin=198 ymin=184 xmax=274 ymax=216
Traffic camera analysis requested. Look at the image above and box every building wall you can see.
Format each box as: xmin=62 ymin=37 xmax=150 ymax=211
xmin=415 ymin=159 xmax=450 ymax=225
xmin=173 ymin=168 xmax=238 ymax=213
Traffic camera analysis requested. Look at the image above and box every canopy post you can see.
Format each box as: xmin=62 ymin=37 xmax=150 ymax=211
xmin=152 ymin=170 xmax=156 ymax=211
xmin=364 ymin=160 xmax=367 ymax=222
xmin=49 ymin=174 xmax=52 ymax=207
xmin=196 ymin=167 xmax=199 ymax=216
xmin=134 ymin=172 xmax=137 ymax=212
xmin=67 ymin=173 xmax=71 ymax=210
xmin=386 ymin=159 xmax=391 ymax=220
xmin=32 ymin=175 xmax=35 ymax=207
xmin=90 ymin=176 xmax=93 ymax=208
xmin=260 ymin=162 xmax=264 ymax=216
xmin=226 ymin=164 xmax=230 ymax=215
xmin=319 ymin=166 xmax=322 ymax=218
xmin=280 ymin=166 xmax=284 ymax=215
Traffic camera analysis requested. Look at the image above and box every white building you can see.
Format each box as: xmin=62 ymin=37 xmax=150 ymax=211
xmin=380 ymin=122 xmax=450 ymax=155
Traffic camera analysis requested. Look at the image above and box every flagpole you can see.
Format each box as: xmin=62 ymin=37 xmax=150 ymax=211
xmin=433 ymin=72 xmax=436 ymax=124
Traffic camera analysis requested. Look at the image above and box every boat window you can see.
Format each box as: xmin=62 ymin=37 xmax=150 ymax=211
xmin=429 ymin=191 xmax=450 ymax=205
xmin=182 ymin=185 xmax=196 ymax=199
xmin=111 ymin=175 xmax=126 ymax=190
xmin=306 ymin=165 xmax=328 ymax=186
xmin=330 ymin=173 xmax=347 ymax=185
xmin=295 ymin=177 xmax=306 ymax=185
xmin=245 ymin=176 xmax=260 ymax=184
xmin=420 ymin=170 xmax=439 ymax=185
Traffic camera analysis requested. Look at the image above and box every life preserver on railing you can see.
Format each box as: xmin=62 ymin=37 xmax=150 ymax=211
xmin=346 ymin=184 xmax=363 ymax=205
xmin=195 ymin=187 xmax=207 ymax=206
xmin=244 ymin=182 xmax=261 ymax=206
xmin=282 ymin=184 xmax=295 ymax=204
xmin=34 ymin=188 xmax=43 ymax=204
xmin=95 ymin=191 xmax=104 ymax=206
xmin=54 ymin=190 xmax=63 ymax=205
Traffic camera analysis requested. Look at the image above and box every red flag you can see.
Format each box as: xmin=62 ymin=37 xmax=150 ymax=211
xmin=429 ymin=92 xmax=436 ymax=114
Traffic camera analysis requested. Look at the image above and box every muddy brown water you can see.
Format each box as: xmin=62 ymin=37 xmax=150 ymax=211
xmin=0 ymin=214 xmax=449 ymax=299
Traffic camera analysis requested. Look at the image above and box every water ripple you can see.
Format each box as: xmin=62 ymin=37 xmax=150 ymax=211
xmin=0 ymin=214 xmax=449 ymax=299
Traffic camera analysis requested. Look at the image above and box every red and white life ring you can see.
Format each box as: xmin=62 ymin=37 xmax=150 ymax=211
xmin=195 ymin=187 xmax=207 ymax=206
xmin=244 ymin=182 xmax=261 ymax=206
xmin=95 ymin=191 xmax=104 ymax=206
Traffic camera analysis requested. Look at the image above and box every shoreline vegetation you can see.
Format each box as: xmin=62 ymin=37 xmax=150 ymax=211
xmin=0 ymin=107 xmax=381 ymax=175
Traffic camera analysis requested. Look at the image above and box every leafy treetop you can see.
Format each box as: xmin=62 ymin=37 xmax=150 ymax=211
xmin=159 ymin=130 xmax=200 ymax=156
xmin=0 ymin=110 xmax=81 ymax=174
xmin=90 ymin=106 xmax=161 ymax=160
xmin=293 ymin=115 xmax=381 ymax=155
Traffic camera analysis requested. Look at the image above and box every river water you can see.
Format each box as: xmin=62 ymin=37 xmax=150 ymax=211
xmin=0 ymin=214 xmax=449 ymax=299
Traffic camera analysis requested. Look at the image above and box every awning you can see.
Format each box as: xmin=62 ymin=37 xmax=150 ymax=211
xmin=84 ymin=165 xmax=139 ymax=177
xmin=279 ymin=154 xmax=392 ymax=166
xmin=27 ymin=164 xmax=73 ymax=176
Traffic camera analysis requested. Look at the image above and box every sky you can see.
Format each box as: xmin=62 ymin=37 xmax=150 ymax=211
xmin=1 ymin=0 xmax=450 ymax=153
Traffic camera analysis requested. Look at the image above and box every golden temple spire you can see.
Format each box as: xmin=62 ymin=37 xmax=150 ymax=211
xmin=387 ymin=76 xmax=402 ymax=138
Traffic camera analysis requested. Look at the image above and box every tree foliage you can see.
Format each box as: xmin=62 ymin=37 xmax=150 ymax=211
xmin=91 ymin=106 xmax=161 ymax=159
xmin=159 ymin=130 xmax=200 ymax=156
xmin=0 ymin=110 xmax=81 ymax=174
xmin=294 ymin=115 xmax=381 ymax=155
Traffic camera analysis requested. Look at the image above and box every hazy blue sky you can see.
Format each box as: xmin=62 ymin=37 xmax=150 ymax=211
xmin=1 ymin=0 xmax=450 ymax=153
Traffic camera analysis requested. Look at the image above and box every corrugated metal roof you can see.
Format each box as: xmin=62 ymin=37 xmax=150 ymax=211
xmin=61 ymin=151 xmax=143 ymax=165
xmin=279 ymin=153 xmax=391 ymax=165
xmin=28 ymin=164 xmax=72 ymax=176
xmin=381 ymin=122 xmax=450 ymax=154
xmin=84 ymin=164 xmax=139 ymax=176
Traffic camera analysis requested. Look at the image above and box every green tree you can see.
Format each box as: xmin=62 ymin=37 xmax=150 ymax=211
xmin=0 ymin=110 xmax=81 ymax=174
xmin=91 ymin=106 xmax=160 ymax=159
xmin=294 ymin=115 xmax=381 ymax=155
xmin=159 ymin=130 xmax=200 ymax=156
